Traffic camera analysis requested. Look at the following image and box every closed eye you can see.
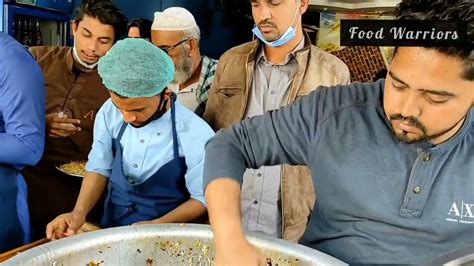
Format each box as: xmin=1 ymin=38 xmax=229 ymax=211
xmin=392 ymin=82 xmax=407 ymax=91
xmin=424 ymin=94 xmax=450 ymax=105
xmin=270 ymin=0 xmax=282 ymax=6
xmin=99 ymin=38 xmax=112 ymax=44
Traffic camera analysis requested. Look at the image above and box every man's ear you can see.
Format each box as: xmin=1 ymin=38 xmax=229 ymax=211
xmin=72 ymin=20 xmax=78 ymax=34
xmin=300 ymin=0 xmax=309 ymax=15
xmin=187 ymin=38 xmax=199 ymax=57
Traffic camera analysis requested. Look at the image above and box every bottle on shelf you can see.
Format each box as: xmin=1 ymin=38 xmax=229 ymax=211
xmin=15 ymin=16 xmax=24 ymax=44
xmin=34 ymin=19 xmax=43 ymax=46
xmin=20 ymin=17 xmax=30 ymax=46
xmin=27 ymin=17 xmax=34 ymax=46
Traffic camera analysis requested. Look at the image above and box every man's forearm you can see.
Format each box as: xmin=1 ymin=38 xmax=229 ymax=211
xmin=0 ymin=134 xmax=43 ymax=166
xmin=73 ymin=171 xmax=108 ymax=215
xmin=205 ymin=178 xmax=246 ymax=250
xmin=156 ymin=198 xmax=206 ymax=223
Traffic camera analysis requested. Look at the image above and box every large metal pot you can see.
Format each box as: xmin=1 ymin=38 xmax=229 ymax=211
xmin=4 ymin=224 xmax=345 ymax=265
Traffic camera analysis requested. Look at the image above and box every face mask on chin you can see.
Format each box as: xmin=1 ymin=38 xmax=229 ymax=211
xmin=72 ymin=40 xmax=99 ymax=69
xmin=251 ymin=1 xmax=301 ymax=47
xmin=252 ymin=25 xmax=296 ymax=47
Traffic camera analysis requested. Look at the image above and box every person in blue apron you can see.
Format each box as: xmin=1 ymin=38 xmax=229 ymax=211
xmin=0 ymin=33 xmax=45 ymax=252
xmin=46 ymin=38 xmax=214 ymax=240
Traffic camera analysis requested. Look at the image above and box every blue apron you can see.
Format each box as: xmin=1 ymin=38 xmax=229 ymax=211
xmin=0 ymin=164 xmax=30 ymax=253
xmin=101 ymin=98 xmax=190 ymax=227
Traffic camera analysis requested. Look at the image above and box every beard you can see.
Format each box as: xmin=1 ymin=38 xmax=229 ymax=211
xmin=171 ymin=48 xmax=195 ymax=85
xmin=258 ymin=19 xmax=281 ymax=42
xmin=389 ymin=114 xmax=465 ymax=144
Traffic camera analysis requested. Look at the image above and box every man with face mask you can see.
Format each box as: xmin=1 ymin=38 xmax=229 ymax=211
xmin=22 ymin=0 xmax=127 ymax=240
xmin=203 ymin=0 xmax=474 ymax=264
xmin=45 ymin=38 xmax=214 ymax=240
xmin=151 ymin=7 xmax=218 ymax=117
xmin=203 ymin=0 xmax=350 ymax=242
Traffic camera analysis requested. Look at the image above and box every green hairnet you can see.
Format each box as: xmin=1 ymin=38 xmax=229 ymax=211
xmin=98 ymin=38 xmax=175 ymax=98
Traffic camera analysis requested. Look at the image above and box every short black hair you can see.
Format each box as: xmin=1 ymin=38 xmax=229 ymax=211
xmin=74 ymin=0 xmax=128 ymax=43
xmin=127 ymin=18 xmax=153 ymax=40
xmin=395 ymin=0 xmax=473 ymax=80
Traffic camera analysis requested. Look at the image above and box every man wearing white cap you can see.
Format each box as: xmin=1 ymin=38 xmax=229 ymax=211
xmin=45 ymin=38 xmax=214 ymax=240
xmin=151 ymin=7 xmax=218 ymax=117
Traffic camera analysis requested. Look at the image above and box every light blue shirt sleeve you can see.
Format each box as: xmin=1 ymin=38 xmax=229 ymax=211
xmin=86 ymin=100 xmax=115 ymax=177
xmin=0 ymin=34 xmax=45 ymax=168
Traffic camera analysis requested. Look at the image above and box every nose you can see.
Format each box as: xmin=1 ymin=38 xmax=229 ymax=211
xmin=85 ymin=39 xmax=98 ymax=53
xmin=255 ymin=3 xmax=272 ymax=23
xmin=399 ymin=92 xmax=422 ymax=118
xmin=122 ymin=112 xmax=136 ymax=124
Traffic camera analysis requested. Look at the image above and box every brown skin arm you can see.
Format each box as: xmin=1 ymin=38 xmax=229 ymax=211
xmin=205 ymin=178 xmax=266 ymax=265
xmin=134 ymin=198 xmax=206 ymax=224
xmin=46 ymin=171 xmax=107 ymax=240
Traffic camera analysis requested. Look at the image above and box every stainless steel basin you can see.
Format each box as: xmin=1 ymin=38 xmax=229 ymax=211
xmin=3 ymin=224 xmax=346 ymax=265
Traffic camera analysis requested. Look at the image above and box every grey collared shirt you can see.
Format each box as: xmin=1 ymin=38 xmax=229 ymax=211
xmin=204 ymin=80 xmax=474 ymax=264
xmin=241 ymin=40 xmax=305 ymax=238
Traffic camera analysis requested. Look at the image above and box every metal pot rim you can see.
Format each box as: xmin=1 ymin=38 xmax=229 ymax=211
xmin=4 ymin=223 xmax=346 ymax=265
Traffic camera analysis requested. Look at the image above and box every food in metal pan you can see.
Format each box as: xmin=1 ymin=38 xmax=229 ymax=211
xmin=58 ymin=161 xmax=86 ymax=177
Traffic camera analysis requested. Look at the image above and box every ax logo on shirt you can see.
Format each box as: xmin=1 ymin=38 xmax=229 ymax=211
xmin=446 ymin=201 xmax=474 ymax=224
xmin=83 ymin=110 xmax=95 ymax=120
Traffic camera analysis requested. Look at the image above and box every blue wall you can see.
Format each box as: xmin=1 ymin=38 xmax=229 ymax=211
xmin=112 ymin=0 xmax=158 ymax=21
xmin=71 ymin=0 xmax=251 ymax=59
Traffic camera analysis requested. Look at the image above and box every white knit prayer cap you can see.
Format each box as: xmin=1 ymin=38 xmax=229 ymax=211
xmin=151 ymin=7 xmax=197 ymax=31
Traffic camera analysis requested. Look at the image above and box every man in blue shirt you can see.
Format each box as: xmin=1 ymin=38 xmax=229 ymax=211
xmin=203 ymin=0 xmax=474 ymax=264
xmin=0 ymin=33 xmax=45 ymax=252
xmin=46 ymin=38 xmax=214 ymax=240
